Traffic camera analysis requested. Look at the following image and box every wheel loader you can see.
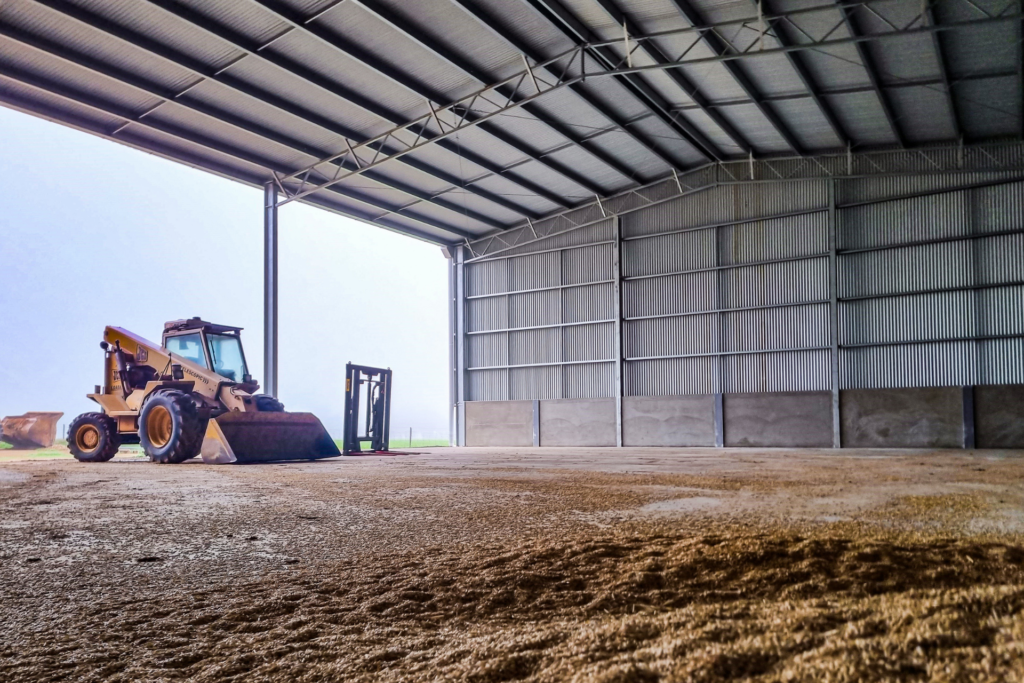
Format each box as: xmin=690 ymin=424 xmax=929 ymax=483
xmin=68 ymin=318 xmax=340 ymax=464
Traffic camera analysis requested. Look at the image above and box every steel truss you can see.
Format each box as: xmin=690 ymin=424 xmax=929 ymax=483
xmin=275 ymin=2 xmax=1022 ymax=207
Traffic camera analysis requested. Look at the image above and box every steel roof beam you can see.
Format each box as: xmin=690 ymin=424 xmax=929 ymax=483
xmin=0 ymin=23 xmax=512 ymax=232
xmin=0 ymin=62 xmax=477 ymax=241
xmin=588 ymin=0 xmax=752 ymax=156
xmin=136 ymin=0 xmax=573 ymax=213
xmin=335 ymin=0 xmax=636 ymax=191
xmin=447 ymin=0 xmax=687 ymax=175
xmin=667 ymin=0 xmax=805 ymax=154
xmin=924 ymin=2 xmax=960 ymax=139
xmin=837 ymin=2 xmax=905 ymax=147
xmin=235 ymin=0 xmax=576 ymax=207
xmin=27 ymin=0 xmax=554 ymax=221
xmin=523 ymin=0 xmax=724 ymax=162
xmin=755 ymin=0 xmax=850 ymax=147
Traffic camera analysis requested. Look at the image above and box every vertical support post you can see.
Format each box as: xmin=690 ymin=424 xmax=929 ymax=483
xmin=455 ymin=245 xmax=467 ymax=447
xmin=828 ymin=179 xmax=842 ymax=448
xmin=962 ymin=385 xmax=976 ymax=449
xmin=447 ymin=252 xmax=456 ymax=446
xmin=612 ymin=215 xmax=624 ymax=447
xmin=263 ymin=181 xmax=278 ymax=399
xmin=532 ymin=399 xmax=540 ymax=447
xmin=714 ymin=218 xmax=724 ymax=447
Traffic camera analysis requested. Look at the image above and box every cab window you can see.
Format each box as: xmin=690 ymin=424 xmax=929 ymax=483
xmin=207 ymin=333 xmax=247 ymax=382
xmin=165 ymin=333 xmax=208 ymax=368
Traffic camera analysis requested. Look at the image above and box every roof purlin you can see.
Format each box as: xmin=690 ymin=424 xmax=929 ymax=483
xmin=447 ymin=0 xmax=688 ymax=175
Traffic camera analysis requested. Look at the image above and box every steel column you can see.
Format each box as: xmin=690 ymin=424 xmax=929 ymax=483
xmin=828 ymin=179 xmax=842 ymax=448
xmin=455 ymin=246 xmax=467 ymax=446
xmin=448 ymin=252 xmax=456 ymax=447
xmin=263 ymin=182 xmax=279 ymax=399
xmin=613 ymin=215 xmax=624 ymax=447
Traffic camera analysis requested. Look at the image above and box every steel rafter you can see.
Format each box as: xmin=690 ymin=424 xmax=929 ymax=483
xmin=667 ymin=0 xmax=805 ymax=154
xmin=924 ymin=2 xmax=961 ymax=139
xmin=754 ymin=0 xmax=850 ymax=147
xmin=447 ymin=0 xmax=687 ymax=174
xmin=0 ymin=23 xmax=514 ymax=232
xmin=26 ymin=0 xmax=550 ymax=223
xmin=135 ymin=2 xmax=570 ymax=213
xmin=336 ymin=0 xmax=635 ymax=191
xmin=838 ymin=2 xmax=905 ymax=147
xmin=269 ymin=7 xmax=1019 ymax=205
xmin=522 ymin=0 xmax=725 ymax=161
xmin=0 ymin=61 xmax=476 ymax=241
xmin=587 ymin=0 xmax=752 ymax=155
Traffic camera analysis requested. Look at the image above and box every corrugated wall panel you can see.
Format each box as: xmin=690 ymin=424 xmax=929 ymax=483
xmin=564 ymin=362 xmax=615 ymax=399
xmin=722 ymin=304 xmax=830 ymax=352
xmin=841 ymin=291 xmax=974 ymax=345
xmin=838 ymin=191 xmax=968 ymax=250
xmin=467 ymin=295 xmax=508 ymax=332
xmin=971 ymin=181 xmax=1024 ymax=233
xmin=623 ymin=229 xmax=715 ymax=278
xmin=466 ymin=259 xmax=508 ymax=297
xmin=510 ymin=365 xmax=561 ymax=400
xmin=467 ymin=368 xmax=508 ymax=401
xmin=510 ymin=328 xmax=561 ymax=365
xmin=732 ymin=180 xmax=828 ymax=222
xmin=467 ymin=331 xmax=507 ymax=369
xmin=836 ymin=172 xmax=1018 ymax=206
xmin=720 ymin=258 xmax=829 ymax=309
xmin=718 ymin=212 xmax=828 ymax=265
xmin=841 ymin=342 xmax=977 ymax=389
xmin=563 ymin=323 xmax=615 ymax=362
xmin=621 ymin=186 xmax=736 ymax=239
xmin=563 ymin=283 xmax=615 ymax=323
xmin=623 ymin=271 xmax=717 ymax=318
xmin=977 ymin=233 xmax=1024 ymax=285
xmin=840 ymin=242 xmax=972 ymax=298
xmin=510 ymin=290 xmax=561 ymax=328
xmin=625 ymin=314 xmax=718 ymax=359
xmin=978 ymin=285 xmax=1024 ymax=336
xmin=627 ymin=356 xmax=719 ymax=396
xmin=723 ymin=350 xmax=831 ymax=393
xmin=562 ymin=243 xmax=614 ymax=285
xmin=979 ymin=338 xmax=1024 ymax=385
xmin=509 ymin=251 xmax=561 ymax=291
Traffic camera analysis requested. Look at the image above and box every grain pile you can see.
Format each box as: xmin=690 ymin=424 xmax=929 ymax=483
xmin=1 ymin=448 xmax=1022 ymax=681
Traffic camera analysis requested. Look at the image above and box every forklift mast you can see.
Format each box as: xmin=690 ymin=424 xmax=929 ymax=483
xmin=342 ymin=363 xmax=392 ymax=455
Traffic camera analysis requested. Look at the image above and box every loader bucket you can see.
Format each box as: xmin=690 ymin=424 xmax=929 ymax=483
xmin=200 ymin=411 xmax=340 ymax=464
xmin=0 ymin=412 xmax=64 ymax=450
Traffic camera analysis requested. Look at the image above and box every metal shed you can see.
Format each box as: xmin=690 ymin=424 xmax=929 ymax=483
xmin=0 ymin=0 xmax=1022 ymax=447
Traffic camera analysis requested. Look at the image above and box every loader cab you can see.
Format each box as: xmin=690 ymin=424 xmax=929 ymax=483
xmin=162 ymin=317 xmax=257 ymax=391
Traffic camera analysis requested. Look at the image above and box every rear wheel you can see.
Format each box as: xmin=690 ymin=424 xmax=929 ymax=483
xmin=68 ymin=413 xmax=120 ymax=462
xmin=140 ymin=390 xmax=205 ymax=464
xmin=253 ymin=394 xmax=284 ymax=412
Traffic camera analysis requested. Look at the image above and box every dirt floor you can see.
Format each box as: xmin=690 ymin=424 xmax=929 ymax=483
xmin=2 ymin=446 xmax=1023 ymax=682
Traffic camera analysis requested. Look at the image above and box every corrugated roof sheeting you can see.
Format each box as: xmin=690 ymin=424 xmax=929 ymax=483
xmin=0 ymin=0 xmax=1020 ymax=245
xmin=6 ymin=0 xmax=195 ymax=93
xmin=958 ymin=75 xmax=1022 ymax=139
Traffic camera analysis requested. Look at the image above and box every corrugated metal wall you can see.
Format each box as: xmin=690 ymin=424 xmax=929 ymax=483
xmin=461 ymin=175 xmax=1024 ymax=401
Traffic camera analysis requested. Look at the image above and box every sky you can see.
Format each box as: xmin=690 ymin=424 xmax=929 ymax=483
xmin=0 ymin=106 xmax=452 ymax=442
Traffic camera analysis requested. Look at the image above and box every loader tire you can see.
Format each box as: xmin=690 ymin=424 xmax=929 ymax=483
xmin=140 ymin=390 xmax=205 ymax=464
xmin=253 ymin=394 xmax=284 ymax=412
xmin=68 ymin=413 xmax=120 ymax=463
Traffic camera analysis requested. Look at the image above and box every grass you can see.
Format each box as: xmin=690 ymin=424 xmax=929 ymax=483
xmin=334 ymin=439 xmax=449 ymax=452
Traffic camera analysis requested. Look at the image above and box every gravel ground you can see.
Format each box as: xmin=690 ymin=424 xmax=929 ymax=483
xmin=1 ymin=446 xmax=1023 ymax=682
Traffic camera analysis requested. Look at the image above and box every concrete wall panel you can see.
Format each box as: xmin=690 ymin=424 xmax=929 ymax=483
xmin=841 ymin=387 xmax=963 ymax=448
xmin=975 ymin=385 xmax=1024 ymax=448
xmin=622 ymin=396 xmax=715 ymax=447
xmin=465 ymin=401 xmax=534 ymax=447
xmin=540 ymin=398 xmax=616 ymax=447
xmin=724 ymin=392 xmax=833 ymax=447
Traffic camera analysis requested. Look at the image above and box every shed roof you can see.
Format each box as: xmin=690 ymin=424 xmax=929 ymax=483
xmin=0 ymin=0 xmax=1020 ymax=245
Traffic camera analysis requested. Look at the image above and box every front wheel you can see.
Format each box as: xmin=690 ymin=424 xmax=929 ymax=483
xmin=68 ymin=413 xmax=120 ymax=462
xmin=253 ymin=394 xmax=284 ymax=412
xmin=140 ymin=390 xmax=205 ymax=464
